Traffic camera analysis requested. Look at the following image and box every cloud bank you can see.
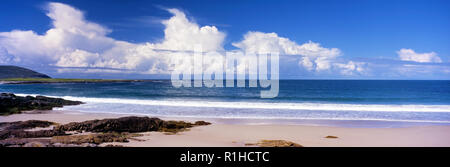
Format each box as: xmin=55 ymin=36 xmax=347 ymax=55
xmin=0 ymin=2 xmax=447 ymax=79
xmin=0 ymin=3 xmax=228 ymax=74
xmin=232 ymin=32 xmax=367 ymax=75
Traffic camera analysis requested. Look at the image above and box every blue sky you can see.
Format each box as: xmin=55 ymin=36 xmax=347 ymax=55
xmin=0 ymin=0 xmax=449 ymax=79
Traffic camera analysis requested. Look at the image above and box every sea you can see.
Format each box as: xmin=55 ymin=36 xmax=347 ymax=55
xmin=1 ymin=80 xmax=450 ymax=127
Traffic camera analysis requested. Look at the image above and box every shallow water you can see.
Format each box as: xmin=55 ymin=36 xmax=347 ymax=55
xmin=1 ymin=80 xmax=449 ymax=126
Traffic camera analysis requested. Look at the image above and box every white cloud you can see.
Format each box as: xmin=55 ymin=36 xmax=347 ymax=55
xmin=0 ymin=2 xmax=117 ymax=66
xmin=397 ymin=48 xmax=442 ymax=63
xmin=232 ymin=32 xmax=340 ymax=57
xmin=56 ymin=49 xmax=100 ymax=67
xmin=300 ymin=57 xmax=314 ymax=71
xmin=46 ymin=3 xmax=111 ymax=37
xmin=232 ymin=32 xmax=341 ymax=72
xmin=334 ymin=61 xmax=367 ymax=75
xmin=0 ymin=3 xmax=227 ymax=74
xmin=232 ymin=31 xmax=365 ymax=74
xmin=0 ymin=2 xmax=368 ymax=77
xmin=157 ymin=9 xmax=225 ymax=52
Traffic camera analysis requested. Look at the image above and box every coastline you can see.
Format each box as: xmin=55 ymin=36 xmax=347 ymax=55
xmin=0 ymin=78 xmax=144 ymax=84
xmin=1 ymin=110 xmax=450 ymax=147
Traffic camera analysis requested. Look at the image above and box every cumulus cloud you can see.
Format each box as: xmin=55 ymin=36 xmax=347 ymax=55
xmin=397 ymin=48 xmax=442 ymax=63
xmin=0 ymin=2 xmax=368 ymax=77
xmin=334 ymin=61 xmax=367 ymax=75
xmin=157 ymin=9 xmax=225 ymax=52
xmin=0 ymin=3 xmax=228 ymax=74
xmin=232 ymin=32 xmax=340 ymax=57
xmin=232 ymin=32 xmax=340 ymax=71
xmin=232 ymin=31 xmax=365 ymax=75
xmin=55 ymin=49 xmax=101 ymax=67
xmin=0 ymin=2 xmax=117 ymax=66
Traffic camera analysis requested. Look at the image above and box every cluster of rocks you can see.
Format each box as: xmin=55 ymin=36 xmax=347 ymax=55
xmin=0 ymin=93 xmax=83 ymax=115
xmin=56 ymin=116 xmax=210 ymax=133
xmin=50 ymin=133 xmax=136 ymax=145
xmin=0 ymin=93 xmax=212 ymax=147
xmin=0 ymin=116 xmax=211 ymax=147
xmin=246 ymin=140 xmax=303 ymax=147
xmin=0 ymin=120 xmax=66 ymax=140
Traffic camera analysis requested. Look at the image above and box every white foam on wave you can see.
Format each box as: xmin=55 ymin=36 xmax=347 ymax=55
xmin=16 ymin=93 xmax=450 ymax=113
xmin=60 ymin=109 xmax=450 ymax=124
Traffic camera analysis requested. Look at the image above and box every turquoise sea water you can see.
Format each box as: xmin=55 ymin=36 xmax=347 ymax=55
xmin=1 ymin=80 xmax=450 ymax=126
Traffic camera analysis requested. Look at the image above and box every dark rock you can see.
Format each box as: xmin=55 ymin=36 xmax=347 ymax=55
xmin=0 ymin=129 xmax=66 ymax=140
xmin=194 ymin=121 xmax=212 ymax=126
xmin=0 ymin=116 xmax=211 ymax=147
xmin=0 ymin=120 xmax=65 ymax=140
xmin=162 ymin=120 xmax=193 ymax=129
xmin=51 ymin=132 xmax=129 ymax=145
xmin=0 ymin=120 xmax=55 ymax=131
xmin=56 ymin=116 xmax=164 ymax=133
xmin=55 ymin=116 xmax=211 ymax=133
xmin=0 ymin=138 xmax=51 ymax=147
xmin=325 ymin=135 xmax=338 ymax=139
xmin=0 ymin=93 xmax=83 ymax=115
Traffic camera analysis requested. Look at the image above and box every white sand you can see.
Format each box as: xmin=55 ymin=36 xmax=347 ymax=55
xmin=1 ymin=110 xmax=450 ymax=147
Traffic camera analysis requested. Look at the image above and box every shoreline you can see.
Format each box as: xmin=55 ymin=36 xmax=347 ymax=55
xmin=5 ymin=109 xmax=450 ymax=128
xmin=2 ymin=93 xmax=448 ymax=127
xmin=1 ymin=110 xmax=450 ymax=147
xmin=0 ymin=79 xmax=144 ymax=85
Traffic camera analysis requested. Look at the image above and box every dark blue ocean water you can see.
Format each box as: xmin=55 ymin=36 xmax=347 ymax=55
xmin=1 ymin=80 xmax=450 ymax=124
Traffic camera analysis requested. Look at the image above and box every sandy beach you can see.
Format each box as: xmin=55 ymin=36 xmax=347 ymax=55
xmin=1 ymin=110 xmax=450 ymax=147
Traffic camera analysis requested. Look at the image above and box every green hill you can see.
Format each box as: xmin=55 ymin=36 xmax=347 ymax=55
xmin=0 ymin=66 xmax=50 ymax=79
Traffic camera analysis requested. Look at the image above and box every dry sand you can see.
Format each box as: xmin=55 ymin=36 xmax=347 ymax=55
xmin=1 ymin=110 xmax=450 ymax=147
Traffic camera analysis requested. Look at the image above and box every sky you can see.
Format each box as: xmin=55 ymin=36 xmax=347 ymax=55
xmin=0 ymin=0 xmax=449 ymax=79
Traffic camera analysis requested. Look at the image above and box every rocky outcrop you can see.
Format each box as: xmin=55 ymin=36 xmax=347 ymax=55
xmin=192 ymin=121 xmax=212 ymax=126
xmin=51 ymin=132 xmax=134 ymax=145
xmin=55 ymin=116 xmax=211 ymax=133
xmin=56 ymin=117 xmax=164 ymax=133
xmin=0 ymin=129 xmax=66 ymax=140
xmin=0 ymin=93 xmax=83 ymax=115
xmin=0 ymin=120 xmax=55 ymax=131
xmin=246 ymin=140 xmax=303 ymax=147
xmin=0 ymin=120 xmax=65 ymax=140
xmin=0 ymin=138 xmax=51 ymax=147
xmin=0 ymin=116 xmax=212 ymax=147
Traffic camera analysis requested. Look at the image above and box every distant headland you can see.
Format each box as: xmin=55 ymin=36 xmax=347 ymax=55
xmin=0 ymin=65 xmax=50 ymax=79
xmin=0 ymin=66 xmax=142 ymax=84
